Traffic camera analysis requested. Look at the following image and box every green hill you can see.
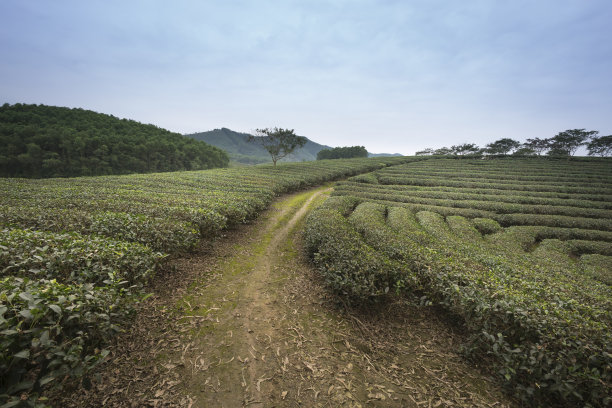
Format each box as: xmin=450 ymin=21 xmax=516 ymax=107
xmin=0 ymin=103 xmax=229 ymax=178
xmin=186 ymin=128 xmax=333 ymax=164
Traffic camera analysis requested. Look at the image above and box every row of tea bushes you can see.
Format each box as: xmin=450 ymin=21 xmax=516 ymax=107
xmin=338 ymin=180 xmax=612 ymax=203
xmin=1 ymin=229 xmax=163 ymax=286
xmin=334 ymin=188 xmax=612 ymax=219
xmin=376 ymin=175 xmax=611 ymax=194
xmin=334 ymin=181 xmax=612 ymax=209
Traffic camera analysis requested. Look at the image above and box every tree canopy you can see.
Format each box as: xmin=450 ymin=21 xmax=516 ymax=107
xmin=0 ymin=103 xmax=229 ymax=178
xmin=316 ymin=146 xmax=368 ymax=160
xmin=587 ymin=135 xmax=612 ymax=157
xmin=415 ymin=148 xmax=435 ymax=156
xmin=523 ymin=138 xmax=550 ymax=156
xmin=548 ymin=129 xmax=598 ymax=156
xmin=247 ymin=127 xmax=307 ymax=166
xmin=485 ymin=138 xmax=521 ymax=155
xmin=416 ymin=128 xmax=606 ymax=158
xmin=434 ymin=147 xmax=453 ymax=155
xmin=451 ymin=143 xmax=480 ymax=155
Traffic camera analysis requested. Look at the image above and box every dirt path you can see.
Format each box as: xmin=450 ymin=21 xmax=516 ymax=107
xmin=57 ymin=185 xmax=516 ymax=407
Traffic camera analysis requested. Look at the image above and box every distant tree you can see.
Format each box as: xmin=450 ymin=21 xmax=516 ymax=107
xmin=433 ymin=147 xmax=452 ymax=155
xmin=523 ymin=138 xmax=550 ymax=156
xmin=587 ymin=135 xmax=612 ymax=157
xmin=415 ymin=148 xmax=435 ymax=156
xmin=248 ymin=127 xmax=307 ymax=166
xmin=547 ymin=146 xmax=570 ymax=157
xmin=317 ymin=146 xmax=368 ymax=160
xmin=512 ymin=147 xmax=536 ymax=156
xmin=485 ymin=138 xmax=521 ymax=155
xmin=548 ymin=129 xmax=598 ymax=156
xmin=451 ymin=143 xmax=480 ymax=156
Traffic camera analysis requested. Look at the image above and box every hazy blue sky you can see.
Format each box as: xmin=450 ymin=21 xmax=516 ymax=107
xmin=1 ymin=0 xmax=611 ymax=154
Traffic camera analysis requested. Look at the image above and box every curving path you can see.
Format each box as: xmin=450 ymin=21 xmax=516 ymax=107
xmin=56 ymin=185 xmax=515 ymax=407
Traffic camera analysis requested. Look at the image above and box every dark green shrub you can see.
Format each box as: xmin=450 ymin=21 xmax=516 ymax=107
xmin=1 ymin=277 xmax=129 ymax=406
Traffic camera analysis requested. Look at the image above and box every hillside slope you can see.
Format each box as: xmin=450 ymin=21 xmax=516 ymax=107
xmin=186 ymin=128 xmax=332 ymax=164
xmin=0 ymin=103 xmax=229 ymax=178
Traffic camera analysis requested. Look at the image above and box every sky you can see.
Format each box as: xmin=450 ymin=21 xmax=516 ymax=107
xmin=1 ymin=0 xmax=611 ymax=155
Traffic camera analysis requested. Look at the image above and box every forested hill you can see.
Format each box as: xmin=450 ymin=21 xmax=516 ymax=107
xmin=186 ymin=128 xmax=332 ymax=164
xmin=0 ymin=103 xmax=229 ymax=178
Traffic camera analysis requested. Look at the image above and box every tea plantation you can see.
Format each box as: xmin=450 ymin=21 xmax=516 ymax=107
xmin=305 ymin=157 xmax=612 ymax=407
xmin=0 ymin=156 xmax=412 ymax=405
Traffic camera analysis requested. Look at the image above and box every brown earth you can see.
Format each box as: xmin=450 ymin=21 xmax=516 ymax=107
xmin=54 ymin=185 xmax=517 ymax=407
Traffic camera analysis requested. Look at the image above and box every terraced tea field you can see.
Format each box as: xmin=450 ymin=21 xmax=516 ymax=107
xmin=0 ymin=157 xmax=413 ymax=405
xmin=305 ymin=157 xmax=612 ymax=407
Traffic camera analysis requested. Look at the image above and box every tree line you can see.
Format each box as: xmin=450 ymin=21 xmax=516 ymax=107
xmin=0 ymin=104 xmax=229 ymax=178
xmin=416 ymin=129 xmax=612 ymax=157
xmin=316 ymin=146 xmax=368 ymax=160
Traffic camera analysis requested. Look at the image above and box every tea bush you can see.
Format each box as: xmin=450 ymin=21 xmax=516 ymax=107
xmin=0 ymin=277 xmax=126 ymax=406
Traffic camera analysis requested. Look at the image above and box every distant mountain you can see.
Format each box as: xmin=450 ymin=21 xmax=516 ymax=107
xmin=368 ymin=152 xmax=404 ymax=158
xmin=186 ymin=128 xmax=333 ymax=164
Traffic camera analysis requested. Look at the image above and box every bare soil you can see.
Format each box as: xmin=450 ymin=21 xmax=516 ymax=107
xmin=53 ymin=185 xmax=517 ymax=407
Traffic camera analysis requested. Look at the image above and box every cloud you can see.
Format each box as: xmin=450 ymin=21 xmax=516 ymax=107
xmin=1 ymin=0 xmax=611 ymax=154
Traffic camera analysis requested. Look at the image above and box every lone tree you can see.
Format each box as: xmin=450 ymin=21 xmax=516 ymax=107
xmin=248 ymin=127 xmax=307 ymax=166
xmin=587 ymin=135 xmax=612 ymax=157
xmin=548 ymin=129 xmax=598 ymax=156
xmin=485 ymin=138 xmax=521 ymax=155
